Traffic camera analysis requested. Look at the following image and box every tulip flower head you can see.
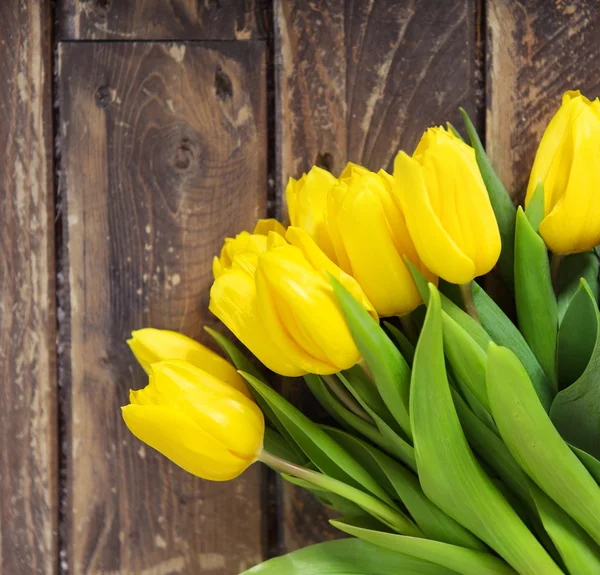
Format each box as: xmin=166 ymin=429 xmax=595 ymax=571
xmin=526 ymin=90 xmax=600 ymax=254
xmin=122 ymin=360 xmax=264 ymax=481
xmin=326 ymin=163 xmax=436 ymax=316
xmin=286 ymin=166 xmax=338 ymax=262
xmin=394 ymin=127 xmax=501 ymax=284
xmin=209 ymin=225 xmax=377 ymax=376
xmin=127 ymin=328 xmax=251 ymax=398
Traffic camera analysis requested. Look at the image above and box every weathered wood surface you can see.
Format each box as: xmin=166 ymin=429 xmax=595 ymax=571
xmin=275 ymin=0 xmax=481 ymax=219
xmin=274 ymin=0 xmax=480 ymax=549
xmin=0 ymin=1 xmax=58 ymax=573
xmin=57 ymin=0 xmax=268 ymax=40
xmin=58 ymin=41 xmax=267 ymax=574
xmin=487 ymin=0 xmax=600 ymax=201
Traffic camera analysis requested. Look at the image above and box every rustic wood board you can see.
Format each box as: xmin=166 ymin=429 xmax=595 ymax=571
xmin=274 ymin=0 xmax=480 ymax=549
xmin=275 ymin=0 xmax=481 ymax=220
xmin=0 ymin=1 xmax=58 ymax=573
xmin=487 ymin=0 xmax=600 ymax=201
xmin=57 ymin=0 xmax=268 ymax=41
xmin=58 ymin=41 xmax=267 ymax=574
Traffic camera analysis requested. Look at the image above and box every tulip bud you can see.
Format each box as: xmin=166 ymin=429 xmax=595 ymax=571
xmin=286 ymin=166 xmax=338 ymax=261
xmin=326 ymin=163 xmax=436 ymax=316
xmin=209 ymin=228 xmax=377 ymax=376
xmin=127 ymin=328 xmax=251 ymax=398
xmin=122 ymin=360 xmax=264 ymax=481
xmin=525 ymin=90 xmax=600 ymax=254
xmin=394 ymin=127 xmax=501 ymax=284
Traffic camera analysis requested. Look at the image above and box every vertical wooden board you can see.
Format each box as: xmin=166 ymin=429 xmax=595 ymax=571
xmin=276 ymin=0 xmax=478 ymax=216
xmin=57 ymin=0 xmax=267 ymax=40
xmin=58 ymin=41 xmax=267 ymax=574
xmin=0 ymin=2 xmax=57 ymax=574
xmin=487 ymin=0 xmax=600 ymax=200
xmin=275 ymin=0 xmax=479 ymax=551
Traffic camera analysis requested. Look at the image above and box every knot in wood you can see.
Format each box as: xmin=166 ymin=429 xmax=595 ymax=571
xmin=173 ymin=138 xmax=194 ymax=170
xmin=95 ymin=85 xmax=113 ymax=108
xmin=215 ymin=66 xmax=233 ymax=101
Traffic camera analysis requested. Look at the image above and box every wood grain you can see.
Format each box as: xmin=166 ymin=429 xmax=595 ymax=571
xmin=274 ymin=0 xmax=479 ymax=549
xmin=58 ymin=41 xmax=267 ymax=574
xmin=487 ymin=0 xmax=600 ymax=201
xmin=275 ymin=0 xmax=479 ymax=219
xmin=0 ymin=1 xmax=58 ymax=573
xmin=57 ymin=0 xmax=268 ymax=41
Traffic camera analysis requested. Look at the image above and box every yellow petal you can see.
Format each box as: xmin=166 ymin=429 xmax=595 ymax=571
xmin=253 ymin=218 xmax=286 ymax=237
xmin=394 ymin=151 xmax=476 ymax=284
xmin=256 ymin=245 xmax=361 ymax=373
xmin=285 ymin=226 xmax=378 ymax=319
xmin=150 ymin=360 xmax=264 ymax=458
xmin=209 ymin=263 xmax=305 ymax=377
xmin=128 ymin=328 xmax=251 ymax=398
xmin=539 ymin=107 xmax=600 ymax=253
xmin=122 ymin=404 xmax=254 ymax=481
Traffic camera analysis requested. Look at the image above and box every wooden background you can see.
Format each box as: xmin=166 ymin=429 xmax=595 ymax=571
xmin=1 ymin=0 xmax=599 ymax=573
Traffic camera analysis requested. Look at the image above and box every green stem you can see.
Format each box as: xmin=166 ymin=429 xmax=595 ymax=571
xmin=322 ymin=375 xmax=373 ymax=423
xmin=460 ymin=282 xmax=480 ymax=323
xmin=259 ymin=450 xmax=422 ymax=537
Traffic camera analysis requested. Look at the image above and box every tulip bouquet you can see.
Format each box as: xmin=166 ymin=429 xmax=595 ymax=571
xmin=122 ymin=91 xmax=600 ymax=574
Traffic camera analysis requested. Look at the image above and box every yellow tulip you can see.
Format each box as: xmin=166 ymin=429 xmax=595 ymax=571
xmin=394 ymin=127 xmax=501 ymax=284
xmin=326 ymin=163 xmax=436 ymax=316
xmin=122 ymin=360 xmax=264 ymax=481
xmin=286 ymin=166 xmax=338 ymax=261
xmin=209 ymin=229 xmax=377 ymax=376
xmin=525 ymin=90 xmax=600 ymax=254
xmin=127 ymin=328 xmax=251 ymax=398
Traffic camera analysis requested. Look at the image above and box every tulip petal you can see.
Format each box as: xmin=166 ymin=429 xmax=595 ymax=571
xmin=209 ymin=264 xmax=305 ymax=377
xmin=128 ymin=328 xmax=251 ymax=398
xmin=393 ymin=151 xmax=476 ymax=284
xmin=253 ymin=218 xmax=286 ymax=237
xmin=122 ymin=404 xmax=253 ymax=481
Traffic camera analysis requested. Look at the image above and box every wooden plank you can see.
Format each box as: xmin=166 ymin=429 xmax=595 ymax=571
xmin=0 ymin=2 xmax=58 ymax=574
xmin=58 ymin=41 xmax=267 ymax=574
xmin=275 ymin=0 xmax=479 ymax=550
xmin=57 ymin=0 xmax=268 ymax=41
xmin=487 ymin=0 xmax=600 ymax=201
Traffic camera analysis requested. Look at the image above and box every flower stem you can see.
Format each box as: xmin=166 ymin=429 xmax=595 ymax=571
xmin=398 ymin=313 xmax=419 ymax=344
xmin=460 ymin=281 xmax=480 ymax=323
xmin=259 ymin=450 xmax=422 ymax=537
xmin=551 ymin=252 xmax=564 ymax=292
xmin=322 ymin=375 xmax=373 ymax=423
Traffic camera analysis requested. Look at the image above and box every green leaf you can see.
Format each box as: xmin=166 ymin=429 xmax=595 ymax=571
xmin=330 ymin=275 xmax=412 ymax=440
xmin=460 ymin=107 xmax=516 ymax=286
xmin=324 ymin=426 xmax=485 ymax=550
xmin=332 ymin=517 xmax=516 ymax=575
xmin=556 ymin=279 xmax=597 ymax=388
xmin=571 ymin=445 xmax=600 ymax=484
xmin=441 ymin=312 xmax=490 ymax=411
xmin=514 ymin=207 xmax=558 ymax=391
xmin=471 ymin=282 xmax=553 ymax=410
xmin=205 ymin=327 xmax=305 ymax=462
xmin=241 ymin=372 xmax=394 ymax=506
xmin=557 ymin=251 xmax=599 ymax=323
xmin=411 ymin=284 xmax=561 ymax=574
xmin=384 ymin=321 xmax=415 ymax=366
xmin=263 ymin=428 xmax=307 ymax=466
xmin=337 ymin=371 xmax=417 ymax=471
xmin=524 ymin=181 xmax=545 ymax=232
xmin=551 ymin=279 xmax=600 ymax=458
xmin=487 ymin=343 xmax=600 ymax=547
xmin=446 ymin=121 xmax=464 ymax=141
xmin=239 ymin=538 xmax=459 ymax=575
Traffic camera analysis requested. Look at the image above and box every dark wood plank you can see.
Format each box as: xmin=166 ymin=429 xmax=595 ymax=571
xmin=58 ymin=41 xmax=267 ymax=574
xmin=275 ymin=0 xmax=479 ymax=550
xmin=0 ymin=2 xmax=58 ymax=573
xmin=57 ymin=0 xmax=268 ymax=40
xmin=487 ymin=0 xmax=600 ymax=201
